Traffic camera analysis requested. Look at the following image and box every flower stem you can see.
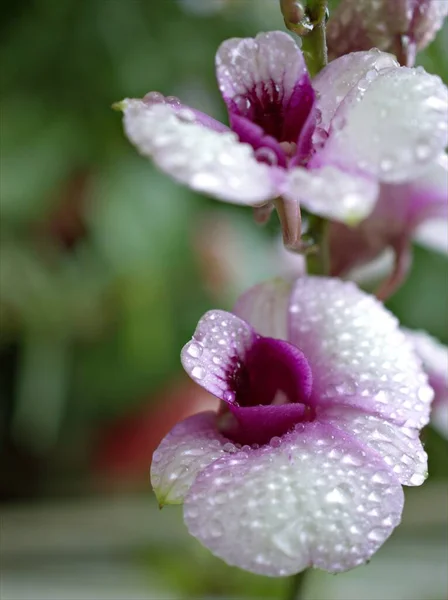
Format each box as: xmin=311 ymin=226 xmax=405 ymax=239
xmin=286 ymin=570 xmax=308 ymax=600
xmin=301 ymin=0 xmax=328 ymax=76
xmin=305 ymin=215 xmax=330 ymax=276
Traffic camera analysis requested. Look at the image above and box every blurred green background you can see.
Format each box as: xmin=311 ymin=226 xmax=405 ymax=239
xmin=1 ymin=1 xmax=447 ymax=598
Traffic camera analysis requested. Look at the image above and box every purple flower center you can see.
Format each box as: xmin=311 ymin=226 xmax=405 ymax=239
xmin=219 ymin=336 xmax=314 ymax=445
xmin=227 ymin=77 xmax=318 ymax=168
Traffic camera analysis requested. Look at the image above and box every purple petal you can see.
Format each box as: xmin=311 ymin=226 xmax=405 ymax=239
xmin=216 ymin=32 xmax=314 ymax=144
xmin=229 ymin=114 xmax=288 ymax=168
xmin=287 ymin=277 xmax=433 ymax=429
xmin=150 ymin=411 xmax=229 ymax=506
xmin=184 ymin=421 xmax=403 ymax=576
xmin=313 ymin=50 xmax=398 ymax=134
xmin=316 ymin=65 xmax=448 ymax=184
xmin=320 ymin=407 xmax=427 ymax=486
xmin=121 ymin=98 xmax=281 ymax=205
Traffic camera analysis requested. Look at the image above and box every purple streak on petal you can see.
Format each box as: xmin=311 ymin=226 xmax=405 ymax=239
xmin=230 ymin=114 xmax=288 ymax=168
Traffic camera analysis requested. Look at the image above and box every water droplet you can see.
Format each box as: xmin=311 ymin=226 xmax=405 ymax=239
xmin=187 ymin=343 xmax=202 ymax=358
xmin=165 ymin=95 xmax=181 ymax=106
xmin=209 ymin=519 xmax=224 ymax=538
xmin=254 ymin=147 xmax=278 ymax=166
xmin=368 ymin=528 xmax=385 ymax=542
xmin=224 ymin=390 xmax=235 ymax=403
xmin=177 ymin=108 xmax=196 ymax=123
xmin=152 ymin=450 xmax=162 ymax=463
xmin=269 ymin=436 xmax=282 ymax=448
xmin=192 ymin=366 xmax=206 ymax=380
xmin=233 ymin=94 xmax=251 ymax=113
xmin=371 ymin=471 xmax=389 ymax=484
xmin=325 ymin=485 xmax=350 ymax=504
xmin=410 ymin=472 xmax=425 ymax=485
xmin=212 ymin=356 xmax=222 ymax=365
xmin=223 ymin=442 xmax=237 ymax=453
xmin=144 ymin=91 xmax=164 ymax=104
xmin=415 ymin=143 xmax=431 ymax=161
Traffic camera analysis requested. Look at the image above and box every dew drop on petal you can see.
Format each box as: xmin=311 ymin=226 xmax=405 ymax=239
xmin=192 ymin=365 xmax=206 ymax=380
xmin=254 ymin=147 xmax=278 ymax=166
xmin=187 ymin=343 xmax=202 ymax=358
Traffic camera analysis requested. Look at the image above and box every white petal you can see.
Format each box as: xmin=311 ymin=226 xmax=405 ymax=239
xmin=284 ymin=165 xmax=379 ymax=224
xmin=287 ymin=277 xmax=433 ymax=429
xmin=321 ymin=407 xmax=428 ymax=486
xmin=181 ymin=310 xmax=254 ymax=400
xmin=184 ymin=422 xmax=403 ymax=576
xmin=122 ymin=100 xmax=279 ymax=205
xmin=216 ymin=31 xmax=308 ymax=106
xmin=150 ymin=412 xmax=229 ymax=506
xmin=414 ymin=218 xmax=448 ymax=254
xmin=318 ymin=66 xmax=448 ymax=183
xmin=233 ymin=279 xmax=292 ymax=339
xmin=313 ymin=50 xmax=398 ymax=133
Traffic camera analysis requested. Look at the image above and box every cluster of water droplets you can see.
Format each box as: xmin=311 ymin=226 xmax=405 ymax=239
xmin=287 ymin=277 xmax=433 ymax=429
xmin=184 ymin=421 xmax=403 ymax=576
xmin=123 ymin=97 xmax=277 ymax=204
xmin=325 ymin=64 xmax=447 ymax=182
xmin=181 ymin=309 xmax=254 ymax=401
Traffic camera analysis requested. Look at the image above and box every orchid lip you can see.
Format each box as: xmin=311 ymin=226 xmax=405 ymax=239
xmin=218 ymin=335 xmax=315 ymax=445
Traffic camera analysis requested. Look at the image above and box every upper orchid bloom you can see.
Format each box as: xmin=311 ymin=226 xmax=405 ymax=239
xmin=328 ymin=153 xmax=448 ymax=299
xmin=405 ymin=329 xmax=448 ymax=438
xmin=327 ymin=0 xmax=448 ymax=66
xmin=118 ymin=32 xmax=447 ymax=250
xmin=150 ymin=277 xmax=432 ymax=576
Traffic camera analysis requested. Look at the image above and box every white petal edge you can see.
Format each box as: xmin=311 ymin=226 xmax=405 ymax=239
xmin=313 ymin=49 xmax=399 ymax=134
xmin=184 ymin=421 xmax=404 ymax=576
xmin=320 ymin=407 xmax=428 ymax=486
xmin=122 ymin=99 xmax=280 ymax=205
xmin=181 ymin=310 xmax=254 ymax=400
xmin=216 ymin=31 xmax=308 ymax=105
xmin=318 ymin=66 xmax=448 ymax=183
xmin=284 ymin=165 xmax=379 ymax=224
xmin=287 ymin=277 xmax=433 ymax=429
xmin=150 ymin=412 xmax=229 ymax=506
xmin=233 ymin=278 xmax=292 ymax=339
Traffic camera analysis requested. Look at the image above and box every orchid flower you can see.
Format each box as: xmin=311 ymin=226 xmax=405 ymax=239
xmin=327 ymin=0 xmax=448 ymax=66
xmin=405 ymin=329 xmax=448 ymax=438
xmin=118 ymin=31 xmax=447 ymax=250
xmin=328 ymin=153 xmax=448 ymax=299
xmin=151 ymin=277 xmax=432 ymax=576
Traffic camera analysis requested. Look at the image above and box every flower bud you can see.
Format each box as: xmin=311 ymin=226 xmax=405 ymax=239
xmin=327 ymin=0 xmax=448 ymax=66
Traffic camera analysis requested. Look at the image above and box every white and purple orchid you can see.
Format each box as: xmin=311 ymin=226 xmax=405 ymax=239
xmin=327 ymin=0 xmax=448 ymax=66
xmin=151 ymin=277 xmax=432 ymax=576
xmin=119 ymin=31 xmax=448 ymax=250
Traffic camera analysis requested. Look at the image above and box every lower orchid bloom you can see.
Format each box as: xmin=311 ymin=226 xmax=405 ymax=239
xmin=328 ymin=153 xmax=448 ymax=300
xmin=117 ymin=31 xmax=447 ymax=250
xmin=150 ymin=277 xmax=432 ymax=576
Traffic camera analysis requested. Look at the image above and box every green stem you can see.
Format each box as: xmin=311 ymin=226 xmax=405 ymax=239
xmin=305 ymin=216 xmax=330 ymax=276
xmin=301 ymin=0 xmax=328 ymax=77
xmin=286 ymin=570 xmax=308 ymax=600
